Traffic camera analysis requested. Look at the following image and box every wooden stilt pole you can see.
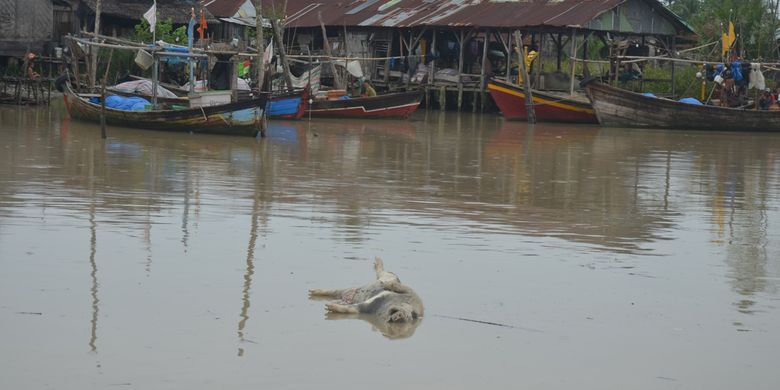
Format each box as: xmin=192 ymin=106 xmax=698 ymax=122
xmin=670 ymin=36 xmax=677 ymax=98
xmin=457 ymin=30 xmax=465 ymax=111
xmin=535 ymin=32 xmax=544 ymax=88
xmin=429 ymin=28 xmax=436 ymax=89
xmin=440 ymin=85 xmax=446 ymax=111
xmin=90 ymin=0 xmax=102 ymax=90
xmin=502 ymin=31 xmax=511 ymax=82
xmin=100 ymin=49 xmax=113 ymax=139
xmin=318 ymin=11 xmax=342 ymax=89
xmin=254 ymin=0 xmax=265 ymax=91
xmin=514 ymin=31 xmax=535 ymax=124
xmin=582 ymin=32 xmax=590 ymax=78
xmin=271 ymin=19 xmax=294 ymax=90
xmin=569 ymin=29 xmax=576 ymax=95
xmin=384 ymin=31 xmax=393 ymax=85
xmin=480 ymin=29 xmax=489 ymax=113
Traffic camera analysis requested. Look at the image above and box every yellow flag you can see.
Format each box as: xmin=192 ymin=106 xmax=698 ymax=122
xmin=722 ymin=22 xmax=736 ymax=56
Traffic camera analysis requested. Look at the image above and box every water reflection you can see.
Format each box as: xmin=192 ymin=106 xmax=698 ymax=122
xmin=88 ymin=200 xmax=99 ymax=353
xmin=325 ymin=313 xmax=422 ymax=340
xmin=1 ymin=102 xmax=780 ymax=329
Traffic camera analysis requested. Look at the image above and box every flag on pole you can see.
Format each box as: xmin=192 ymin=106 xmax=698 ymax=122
xmin=143 ymin=1 xmax=157 ymax=33
xmin=263 ymin=39 xmax=273 ymax=65
xmin=721 ymin=21 xmax=736 ymax=57
xmin=238 ymin=59 xmax=251 ymax=77
xmin=196 ymin=9 xmax=208 ymax=40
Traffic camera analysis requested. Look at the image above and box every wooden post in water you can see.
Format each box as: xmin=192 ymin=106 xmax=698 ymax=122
xmin=271 ymin=19 xmax=294 ymax=90
xmin=670 ymin=36 xmax=677 ymax=98
xmin=479 ymin=29 xmax=489 ymax=113
xmin=456 ymin=29 xmax=465 ymax=111
xmin=430 ymin=27 xmax=436 ymax=88
xmin=254 ymin=0 xmax=265 ymax=91
xmin=501 ymin=31 xmax=511 ymax=82
xmin=90 ymin=0 xmax=102 ymax=90
xmin=439 ymin=85 xmax=446 ymax=111
xmin=100 ymin=88 xmax=107 ymax=138
xmin=100 ymin=49 xmax=114 ymax=139
xmin=318 ymin=11 xmax=342 ymax=90
xmin=73 ymin=56 xmax=81 ymax=93
xmin=535 ymin=32 xmax=544 ymax=88
xmin=384 ymin=31 xmax=393 ymax=85
xmin=514 ymin=31 xmax=535 ymax=124
xmin=151 ymin=52 xmax=159 ymax=107
xmin=582 ymin=31 xmax=590 ymax=78
xmin=569 ymin=29 xmax=576 ymax=95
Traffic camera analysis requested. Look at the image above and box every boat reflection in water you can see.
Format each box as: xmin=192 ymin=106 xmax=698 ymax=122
xmin=2 ymin=103 xmax=780 ymax=388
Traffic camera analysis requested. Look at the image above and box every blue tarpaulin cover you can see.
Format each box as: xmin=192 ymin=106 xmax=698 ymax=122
xmin=101 ymin=95 xmax=151 ymax=111
xmin=678 ymin=97 xmax=704 ymax=106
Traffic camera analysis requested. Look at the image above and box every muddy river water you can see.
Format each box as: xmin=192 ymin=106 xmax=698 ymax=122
xmin=1 ymin=101 xmax=780 ymax=389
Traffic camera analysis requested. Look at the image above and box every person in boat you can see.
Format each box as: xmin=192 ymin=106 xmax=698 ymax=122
xmin=361 ymin=80 xmax=377 ymax=97
xmin=618 ymin=62 xmax=642 ymax=82
xmin=758 ymin=88 xmax=775 ymax=110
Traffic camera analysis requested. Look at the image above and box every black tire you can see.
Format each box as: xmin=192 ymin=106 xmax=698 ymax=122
xmin=579 ymin=76 xmax=598 ymax=88
xmin=54 ymin=73 xmax=71 ymax=92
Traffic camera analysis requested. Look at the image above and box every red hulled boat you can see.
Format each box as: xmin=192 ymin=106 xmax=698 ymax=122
xmin=307 ymin=90 xmax=422 ymax=119
xmin=487 ymin=78 xmax=598 ymax=123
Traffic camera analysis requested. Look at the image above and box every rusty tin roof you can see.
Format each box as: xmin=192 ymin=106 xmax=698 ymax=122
xmin=271 ymin=0 xmax=693 ymax=35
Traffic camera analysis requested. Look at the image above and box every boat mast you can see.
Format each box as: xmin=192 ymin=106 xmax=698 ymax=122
xmin=255 ymin=0 xmax=265 ymax=92
xmin=150 ymin=0 xmax=158 ymax=106
xmin=188 ymin=8 xmax=196 ymax=94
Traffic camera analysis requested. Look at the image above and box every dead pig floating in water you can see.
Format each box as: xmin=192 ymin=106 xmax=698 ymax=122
xmin=309 ymin=257 xmax=424 ymax=339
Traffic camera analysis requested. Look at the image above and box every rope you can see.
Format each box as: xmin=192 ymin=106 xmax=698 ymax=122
xmin=286 ymin=54 xmax=423 ymax=62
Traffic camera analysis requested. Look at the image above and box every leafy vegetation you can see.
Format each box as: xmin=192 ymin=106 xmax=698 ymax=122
xmin=666 ymin=0 xmax=780 ymax=60
xmin=133 ymin=18 xmax=188 ymax=45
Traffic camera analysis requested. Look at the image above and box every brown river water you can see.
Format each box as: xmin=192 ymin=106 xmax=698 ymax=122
xmin=1 ymin=100 xmax=780 ymax=389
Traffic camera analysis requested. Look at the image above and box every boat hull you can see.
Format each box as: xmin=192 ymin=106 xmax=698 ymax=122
xmin=267 ymin=89 xmax=309 ymax=120
xmin=63 ymin=83 xmax=268 ymax=137
xmin=584 ymin=81 xmax=780 ymax=131
xmin=487 ymin=78 xmax=598 ymax=123
xmin=308 ymin=91 xmax=421 ymax=119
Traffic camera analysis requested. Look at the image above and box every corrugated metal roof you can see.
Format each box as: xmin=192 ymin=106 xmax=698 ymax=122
xmin=201 ymin=0 xmax=247 ymax=18
xmin=271 ymin=0 xmax=693 ymax=35
xmin=83 ymin=0 xmax=219 ymax=24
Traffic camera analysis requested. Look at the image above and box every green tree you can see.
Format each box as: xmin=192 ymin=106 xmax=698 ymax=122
xmin=668 ymin=0 xmax=780 ymax=59
xmin=134 ymin=18 xmax=188 ymax=45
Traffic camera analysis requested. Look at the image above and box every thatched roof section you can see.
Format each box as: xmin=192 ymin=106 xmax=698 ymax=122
xmin=82 ymin=0 xmax=219 ymax=24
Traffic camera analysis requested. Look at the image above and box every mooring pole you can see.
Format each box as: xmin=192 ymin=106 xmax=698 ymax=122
xmin=100 ymin=48 xmax=114 ymax=139
xmin=514 ymin=31 xmax=536 ymax=124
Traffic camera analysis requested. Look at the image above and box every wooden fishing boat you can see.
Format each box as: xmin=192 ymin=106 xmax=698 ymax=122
xmin=62 ymin=82 xmax=269 ymax=137
xmin=108 ymin=86 xmax=309 ymax=120
xmin=583 ymin=80 xmax=780 ymax=131
xmin=307 ymin=90 xmax=422 ymax=119
xmin=106 ymin=88 xmax=187 ymax=105
xmin=267 ymin=88 xmax=309 ymax=120
xmin=487 ymin=78 xmax=598 ymax=123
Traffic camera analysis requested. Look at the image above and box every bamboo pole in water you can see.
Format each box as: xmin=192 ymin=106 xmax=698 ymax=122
xmin=569 ymin=29 xmax=576 ymax=95
xmin=271 ymin=19 xmax=294 ymax=90
xmin=318 ymin=11 xmax=343 ymax=90
xmin=514 ymin=31 xmax=536 ymax=124
xmin=254 ymin=0 xmax=265 ymax=91
xmin=100 ymin=49 xmax=113 ymax=139
xmin=90 ymin=0 xmax=102 ymax=90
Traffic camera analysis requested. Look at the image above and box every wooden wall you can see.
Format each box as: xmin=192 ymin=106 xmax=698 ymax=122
xmin=0 ymin=0 xmax=54 ymax=57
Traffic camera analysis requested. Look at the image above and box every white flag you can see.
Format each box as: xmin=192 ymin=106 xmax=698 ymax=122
xmin=263 ymin=39 xmax=273 ymax=65
xmin=143 ymin=2 xmax=157 ymax=32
